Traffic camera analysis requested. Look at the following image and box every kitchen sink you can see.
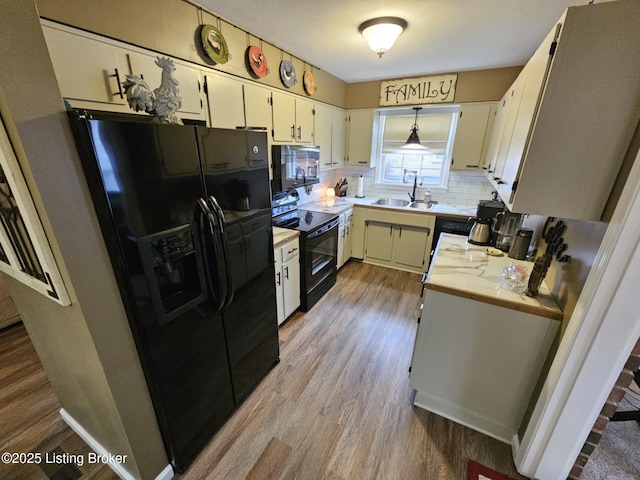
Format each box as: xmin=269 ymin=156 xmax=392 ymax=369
xmin=372 ymin=198 xmax=410 ymax=207
xmin=408 ymin=200 xmax=433 ymax=210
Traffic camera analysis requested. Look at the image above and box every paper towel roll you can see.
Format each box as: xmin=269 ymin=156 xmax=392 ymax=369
xmin=356 ymin=175 xmax=364 ymax=198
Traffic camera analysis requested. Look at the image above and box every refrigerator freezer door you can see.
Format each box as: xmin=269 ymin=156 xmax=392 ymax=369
xmin=197 ymin=128 xmax=280 ymax=402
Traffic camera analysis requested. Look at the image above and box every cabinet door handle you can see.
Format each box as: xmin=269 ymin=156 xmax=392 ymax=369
xmin=291 ymin=125 xmax=295 ymax=140
xmin=284 ymin=266 xmax=289 ymax=279
xmin=297 ymin=126 xmax=302 ymax=140
xmin=276 ymin=271 xmax=281 ymax=286
xmin=389 ymin=226 xmax=393 ymax=236
xmin=358 ymin=161 xmax=368 ymax=165
xmin=399 ymin=226 xmax=402 ymax=238
xmin=110 ymin=68 xmax=124 ymax=99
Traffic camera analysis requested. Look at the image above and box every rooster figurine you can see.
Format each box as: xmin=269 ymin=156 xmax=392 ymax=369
xmin=122 ymin=56 xmax=183 ymax=125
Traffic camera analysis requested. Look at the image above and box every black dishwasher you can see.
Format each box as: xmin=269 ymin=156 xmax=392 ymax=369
xmin=430 ymin=216 xmax=471 ymax=261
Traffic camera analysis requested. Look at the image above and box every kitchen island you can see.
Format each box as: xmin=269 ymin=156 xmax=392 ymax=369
xmin=409 ymin=233 xmax=562 ymax=444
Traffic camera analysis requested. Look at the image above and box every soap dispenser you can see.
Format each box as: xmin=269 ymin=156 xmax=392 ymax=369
xmin=423 ymin=189 xmax=432 ymax=203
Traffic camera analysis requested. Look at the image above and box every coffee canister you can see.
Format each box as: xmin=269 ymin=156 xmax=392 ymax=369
xmin=508 ymin=228 xmax=534 ymax=260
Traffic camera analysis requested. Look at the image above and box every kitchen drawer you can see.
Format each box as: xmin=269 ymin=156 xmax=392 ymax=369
xmin=281 ymin=238 xmax=299 ymax=263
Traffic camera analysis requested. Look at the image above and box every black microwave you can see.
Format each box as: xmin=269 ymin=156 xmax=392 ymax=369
xmin=271 ymin=144 xmax=320 ymax=193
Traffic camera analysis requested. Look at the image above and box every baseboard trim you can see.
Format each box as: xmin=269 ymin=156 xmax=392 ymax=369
xmin=59 ymin=408 xmax=174 ymax=480
xmin=413 ymin=391 xmax=515 ymax=444
xmin=511 ymin=432 xmax=521 ymax=459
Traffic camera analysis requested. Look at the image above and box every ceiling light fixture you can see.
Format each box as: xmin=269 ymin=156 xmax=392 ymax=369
xmin=358 ymin=17 xmax=407 ymax=58
xmin=404 ymin=107 xmax=426 ymax=148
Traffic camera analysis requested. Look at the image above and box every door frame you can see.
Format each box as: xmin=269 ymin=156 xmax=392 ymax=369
xmin=514 ymin=148 xmax=640 ymax=478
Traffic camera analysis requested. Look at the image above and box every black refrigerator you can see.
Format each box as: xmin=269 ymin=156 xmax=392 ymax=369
xmin=68 ymin=110 xmax=279 ymax=473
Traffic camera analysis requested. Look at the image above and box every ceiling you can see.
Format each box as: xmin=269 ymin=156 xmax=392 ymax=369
xmin=193 ymin=0 xmax=589 ymax=84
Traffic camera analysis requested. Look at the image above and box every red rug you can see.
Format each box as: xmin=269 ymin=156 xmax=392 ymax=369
xmin=468 ymin=460 xmax=517 ymax=480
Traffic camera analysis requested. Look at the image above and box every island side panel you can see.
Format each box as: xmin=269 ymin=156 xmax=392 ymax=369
xmin=410 ymin=288 xmax=559 ymax=443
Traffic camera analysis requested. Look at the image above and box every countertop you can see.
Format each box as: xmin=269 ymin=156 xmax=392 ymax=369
xmin=298 ymin=198 xmax=355 ymax=216
xmin=426 ymin=233 xmax=563 ymax=320
xmin=299 ymin=196 xmax=477 ymax=219
xmin=273 ymin=226 xmax=300 ymax=248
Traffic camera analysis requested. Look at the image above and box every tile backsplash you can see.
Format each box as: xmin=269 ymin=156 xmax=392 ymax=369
xmin=295 ymin=168 xmax=496 ymax=207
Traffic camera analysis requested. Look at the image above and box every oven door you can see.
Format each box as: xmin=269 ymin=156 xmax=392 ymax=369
xmin=303 ymin=218 xmax=338 ymax=302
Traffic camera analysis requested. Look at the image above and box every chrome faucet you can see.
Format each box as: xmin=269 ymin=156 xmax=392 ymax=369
xmin=408 ymin=176 xmax=417 ymax=202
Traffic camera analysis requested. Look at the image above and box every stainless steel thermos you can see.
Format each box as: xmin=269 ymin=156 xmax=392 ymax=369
xmin=508 ymin=228 xmax=534 ymax=260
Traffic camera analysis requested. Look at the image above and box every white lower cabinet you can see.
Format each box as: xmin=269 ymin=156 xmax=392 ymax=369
xmin=364 ymin=221 xmax=393 ymax=262
xmin=274 ymin=237 xmax=300 ymax=325
xmin=363 ymin=216 xmax=434 ymax=273
xmin=393 ymin=225 xmax=431 ymax=269
xmin=337 ymin=209 xmax=353 ymax=269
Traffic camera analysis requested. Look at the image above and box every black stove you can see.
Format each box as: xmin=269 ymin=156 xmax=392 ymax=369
xmin=273 ymin=209 xmax=338 ymax=233
xmin=271 ymin=190 xmax=338 ymax=233
xmin=271 ymin=191 xmax=339 ymax=312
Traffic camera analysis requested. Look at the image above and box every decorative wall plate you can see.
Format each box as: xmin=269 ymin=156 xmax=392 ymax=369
xmin=246 ymin=45 xmax=269 ymax=78
xmin=279 ymin=60 xmax=296 ymax=88
xmin=201 ymin=24 xmax=230 ymax=64
xmin=303 ymin=70 xmax=316 ymax=95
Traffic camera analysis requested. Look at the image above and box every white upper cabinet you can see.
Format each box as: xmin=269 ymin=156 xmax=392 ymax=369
xmin=485 ymin=71 xmax=528 ymax=188
xmin=346 ymin=109 xmax=376 ymax=168
xmin=295 ymin=98 xmax=315 ymax=143
xmin=450 ymin=102 xmax=496 ymax=171
xmin=204 ymin=72 xmax=245 ymax=129
xmin=126 ymin=51 xmax=205 ymax=119
xmin=42 ymin=21 xmax=130 ymax=112
xmin=331 ymin=107 xmax=347 ymax=169
xmin=311 ymin=103 xmax=346 ymax=170
xmin=244 ymin=83 xmax=273 ymax=131
xmin=488 ymin=1 xmax=640 ymax=220
xmin=271 ymin=91 xmax=314 ymax=144
xmin=42 ymin=20 xmax=206 ymax=122
xmin=314 ymin=103 xmax=333 ymax=168
xmin=483 ymin=88 xmax=511 ymax=175
xmin=271 ymin=91 xmax=296 ymax=142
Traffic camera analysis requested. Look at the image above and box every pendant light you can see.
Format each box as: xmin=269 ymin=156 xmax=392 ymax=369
xmin=358 ymin=17 xmax=407 ymax=58
xmin=404 ymin=107 xmax=425 ymax=148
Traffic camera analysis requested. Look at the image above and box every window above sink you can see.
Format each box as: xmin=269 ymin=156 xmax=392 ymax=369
xmin=374 ymin=105 xmax=459 ymax=190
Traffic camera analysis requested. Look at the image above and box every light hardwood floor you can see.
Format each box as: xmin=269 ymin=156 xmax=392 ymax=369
xmin=1 ymin=261 xmax=526 ymax=480
xmin=0 ymin=321 xmax=117 ymax=480
xmin=182 ymin=261 xmax=527 ymax=480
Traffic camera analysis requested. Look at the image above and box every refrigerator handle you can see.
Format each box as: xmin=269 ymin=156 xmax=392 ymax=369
xmin=207 ymin=195 xmax=235 ymax=307
xmin=196 ymin=198 xmax=227 ymax=312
